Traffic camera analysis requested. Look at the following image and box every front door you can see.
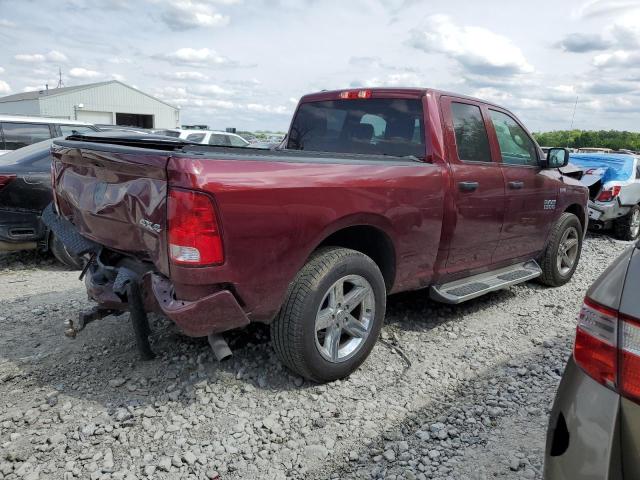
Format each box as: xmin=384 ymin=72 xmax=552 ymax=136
xmin=486 ymin=108 xmax=558 ymax=261
xmin=440 ymin=97 xmax=505 ymax=272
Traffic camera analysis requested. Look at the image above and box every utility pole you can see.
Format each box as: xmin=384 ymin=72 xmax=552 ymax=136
xmin=56 ymin=67 xmax=64 ymax=89
xmin=569 ymin=96 xmax=578 ymax=130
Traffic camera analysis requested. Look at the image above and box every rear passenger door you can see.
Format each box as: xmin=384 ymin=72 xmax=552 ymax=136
xmin=487 ymin=108 xmax=558 ymax=261
xmin=441 ymin=97 xmax=505 ymax=272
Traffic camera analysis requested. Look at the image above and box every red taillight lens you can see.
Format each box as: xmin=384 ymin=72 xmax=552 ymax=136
xmin=167 ymin=189 xmax=223 ymax=266
xmin=574 ymin=297 xmax=640 ymax=404
xmin=339 ymin=89 xmax=372 ymax=99
xmin=596 ymin=185 xmax=621 ymax=202
xmin=620 ymin=314 xmax=640 ymax=402
xmin=0 ymin=174 xmax=16 ymax=190
xmin=574 ymin=298 xmax=618 ymax=388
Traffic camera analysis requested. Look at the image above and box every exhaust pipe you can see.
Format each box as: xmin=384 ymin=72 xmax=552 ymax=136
xmin=208 ymin=333 xmax=232 ymax=362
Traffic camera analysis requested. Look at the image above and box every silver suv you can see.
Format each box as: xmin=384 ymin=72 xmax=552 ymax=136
xmin=545 ymin=240 xmax=640 ymax=478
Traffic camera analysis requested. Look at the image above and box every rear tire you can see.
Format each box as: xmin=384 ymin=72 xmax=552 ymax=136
xmin=538 ymin=213 xmax=583 ymax=287
xmin=50 ymin=234 xmax=84 ymax=270
xmin=271 ymin=247 xmax=386 ymax=383
xmin=613 ymin=205 xmax=640 ymax=241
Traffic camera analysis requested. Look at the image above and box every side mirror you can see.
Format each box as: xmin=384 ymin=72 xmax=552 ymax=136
xmin=543 ymin=147 xmax=570 ymax=168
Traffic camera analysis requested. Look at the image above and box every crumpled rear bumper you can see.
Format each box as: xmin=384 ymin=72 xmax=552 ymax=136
xmin=85 ymin=265 xmax=250 ymax=337
xmin=588 ymin=199 xmax=630 ymax=223
xmin=43 ymin=203 xmax=250 ymax=337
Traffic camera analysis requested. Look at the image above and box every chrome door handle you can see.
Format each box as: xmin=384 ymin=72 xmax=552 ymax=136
xmin=458 ymin=181 xmax=479 ymax=192
xmin=508 ymin=181 xmax=524 ymax=189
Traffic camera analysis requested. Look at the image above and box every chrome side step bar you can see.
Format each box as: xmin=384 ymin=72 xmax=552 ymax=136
xmin=429 ymin=260 xmax=542 ymax=304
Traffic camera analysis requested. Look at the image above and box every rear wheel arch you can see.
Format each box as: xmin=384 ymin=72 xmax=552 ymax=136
xmin=313 ymin=224 xmax=396 ymax=292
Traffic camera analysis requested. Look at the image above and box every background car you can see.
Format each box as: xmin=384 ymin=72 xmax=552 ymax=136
xmin=0 ymin=138 xmax=83 ymax=268
xmin=0 ymin=115 xmax=99 ymax=155
xmin=570 ymin=152 xmax=640 ymax=240
xmin=171 ymin=128 xmax=251 ymax=147
xmin=545 ymin=240 xmax=640 ymax=479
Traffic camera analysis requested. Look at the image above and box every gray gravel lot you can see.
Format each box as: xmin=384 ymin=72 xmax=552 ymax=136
xmin=0 ymin=235 xmax=630 ymax=480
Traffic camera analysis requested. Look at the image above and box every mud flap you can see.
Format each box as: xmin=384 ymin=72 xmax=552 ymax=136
xmin=113 ymin=268 xmax=155 ymax=360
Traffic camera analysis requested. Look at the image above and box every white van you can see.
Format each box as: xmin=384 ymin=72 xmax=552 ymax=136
xmin=0 ymin=115 xmax=99 ymax=155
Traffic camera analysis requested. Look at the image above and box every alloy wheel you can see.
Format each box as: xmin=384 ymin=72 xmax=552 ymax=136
xmin=314 ymin=275 xmax=375 ymax=363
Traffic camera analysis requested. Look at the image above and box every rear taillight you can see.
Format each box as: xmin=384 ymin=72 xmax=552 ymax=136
xmin=0 ymin=174 xmax=16 ymax=190
xmin=574 ymin=297 xmax=640 ymax=403
xmin=167 ymin=189 xmax=223 ymax=266
xmin=620 ymin=315 xmax=640 ymax=402
xmin=596 ymin=185 xmax=621 ymax=202
xmin=574 ymin=298 xmax=618 ymax=388
xmin=339 ymin=89 xmax=372 ymax=99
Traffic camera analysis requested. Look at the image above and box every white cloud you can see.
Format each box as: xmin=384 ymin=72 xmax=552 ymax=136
xmin=46 ymin=50 xmax=68 ymax=62
xmin=246 ymin=103 xmax=289 ymax=114
xmin=15 ymin=53 xmax=46 ymax=63
xmin=193 ymin=84 xmax=233 ymax=95
xmin=355 ymin=72 xmax=423 ymax=88
xmin=593 ymin=49 xmax=640 ymax=67
xmin=156 ymin=47 xmax=232 ymax=67
xmin=69 ymin=67 xmax=102 ymax=79
xmin=159 ymin=0 xmax=230 ymax=30
xmin=0 ymin=80 xmax=10 ymax=95
xmin=107 ymin=57 xmax=133 ymax=64
xmin=111 ymin=73 xmax=126 ymax=81
xmin=163 ymin=71 xmax=209 ymax=81
xmin=574 ymin=0 xmax=640 ymax=19
xmin=408 ymin=15 xmax=533 ymax=76
xmin=0 ymin=67 xmax=4 ymax=74
xmin=14 ymin=50 xmax=68 ymax=63
xmin=0 ymin=19 xmax=16 ymax=28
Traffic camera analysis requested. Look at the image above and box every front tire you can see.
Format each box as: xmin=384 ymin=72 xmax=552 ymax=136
xmin=538 ymin=212 xmax=583 ymax=287
xmin=271 ymin=247 xmax=386 ymax=383
xmin=613 ymin=205 xmax=640 ymax=241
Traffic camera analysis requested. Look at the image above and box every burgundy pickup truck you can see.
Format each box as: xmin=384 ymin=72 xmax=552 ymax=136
xmin=45 ymin=88 xmax=588 ymax=382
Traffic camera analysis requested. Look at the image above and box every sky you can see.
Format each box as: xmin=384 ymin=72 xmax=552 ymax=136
xmin=0 ymin=0 xmax=639 ymax=132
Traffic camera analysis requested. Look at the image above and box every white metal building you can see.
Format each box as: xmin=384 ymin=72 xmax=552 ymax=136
xmin=0 ymin=80 xmax=180 ymax=128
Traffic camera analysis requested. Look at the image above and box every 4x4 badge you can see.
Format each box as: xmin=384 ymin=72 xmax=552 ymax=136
xmin=139 ymin=219 xmax=161 ymax=233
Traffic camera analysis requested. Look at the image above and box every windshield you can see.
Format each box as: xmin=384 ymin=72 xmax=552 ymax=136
xmin=287 ymin=98 xmax=425 ymax=158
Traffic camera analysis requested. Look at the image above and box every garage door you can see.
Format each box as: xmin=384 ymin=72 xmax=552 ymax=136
xmin=76 ymin=110 xmax=113 ymax=124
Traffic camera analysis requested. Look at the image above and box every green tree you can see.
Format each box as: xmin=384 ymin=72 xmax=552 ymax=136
xmin=533 ymin=130 xmax=640 ymax=151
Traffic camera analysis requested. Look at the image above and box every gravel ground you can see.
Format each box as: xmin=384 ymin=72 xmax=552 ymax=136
xmin=0 ymin=235 xmax=631 ymax=480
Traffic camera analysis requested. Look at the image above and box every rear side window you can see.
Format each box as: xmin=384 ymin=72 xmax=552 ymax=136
xmin=186 ymin=133 xmax=206 ymax=142
xmin=59 ymin=125 xmax=96 ymax=137
xmin=489 ymin=110 xmax=538 ymax=166
xmin=1 ymin=122 xmax=52 ymax=150
xmin=228 ymin=135 xmax=248 ymax=147
xmin=287 ymin=98 xmax=425 ymax=159
xmin=450 ymin=103 xmax=491 ymax=162
xmin=209 ymin=134 xmax=230 ymax=146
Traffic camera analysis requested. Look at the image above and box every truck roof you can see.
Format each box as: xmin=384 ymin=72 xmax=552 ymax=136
xmin=299 ymin=87 xmax=508 ymax=110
